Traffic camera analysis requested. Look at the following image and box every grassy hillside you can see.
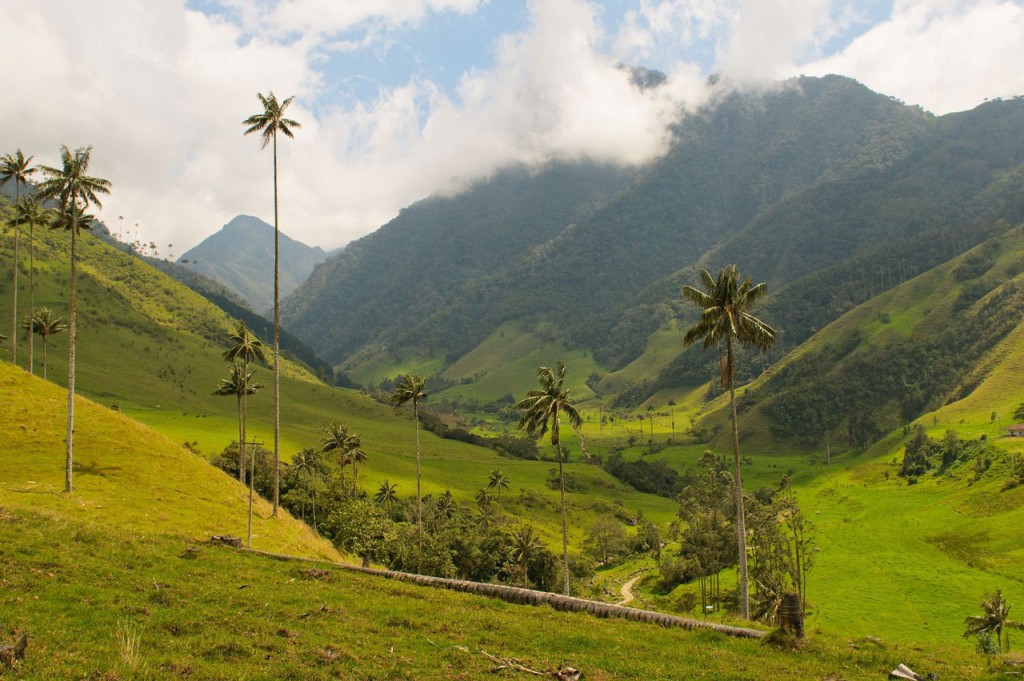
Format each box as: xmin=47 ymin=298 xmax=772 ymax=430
xmin=0 ymin=362 xmax=338 ymax=558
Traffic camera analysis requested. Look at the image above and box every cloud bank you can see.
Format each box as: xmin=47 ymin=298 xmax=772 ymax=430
xmin=1 ymin=0 xmax=1022 ymax=253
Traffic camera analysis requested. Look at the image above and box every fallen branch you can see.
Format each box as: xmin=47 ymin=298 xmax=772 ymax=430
xmin=481 ymin=650 xmax=546 ymax=676
xmin=480 ymin=650 xmax=581 ymax=679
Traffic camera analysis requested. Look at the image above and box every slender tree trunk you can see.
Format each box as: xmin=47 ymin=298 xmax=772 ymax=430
xmin=271 ymin=131 xmax=281 ymax=517
xmin=65 ymin=214 xmax=78 ymax=493
xmin=555 ymin=413 xmax=570 ymax=596
xmin=42 ymin=336 xmax=48 ymax=381
xmin=236 ymin=392 xmax=244 ymax=482
xmin=352 ymin=460 xmax=358 ymax=499
xmin=726 ymin=335 xmax=750 ymax=619
xmin=247 ymin=431 xmax=255 ymax=549
xmin=414 ymin=399 xmax=422 ymax=531
xmin=11 ymin=182 xmax=20 ymax=364
xmin=27 ymin=214 xmax=35 ymax=374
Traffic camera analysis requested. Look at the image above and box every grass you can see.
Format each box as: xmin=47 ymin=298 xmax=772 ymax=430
xmin=0 ymin=507 xmax=994 ymax=680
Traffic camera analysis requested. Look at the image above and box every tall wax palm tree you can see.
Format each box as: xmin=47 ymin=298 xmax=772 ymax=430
xmin=682 ymin=264 xmax=775 ymax=620
xmin=390 ymin=375 xmax=427 ymax=531
xmin=488 ymin=469 xmax=510 ymax=520
xmin=11 ymin=198 xmax=51 ymax=374
xmin=243 ymin=91 xmax=300 ymax=517
xmin=222 ymin=322 xmax=266 ymax=483
xmin=213 ymin=364 xmax=264 ymax=480
xmin=37 ymin=146 xmax=110 ymax=494
xmin=23 ymin=308 xmax=65 ymax=380
xmin=1 ymin=149 xmax=37 ymax=365
xmin=515 ymin=361 xmax=582 ymax=595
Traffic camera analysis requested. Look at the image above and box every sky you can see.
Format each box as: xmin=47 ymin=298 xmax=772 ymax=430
xmin=2 ymin=0 xmax=1024 ymax=253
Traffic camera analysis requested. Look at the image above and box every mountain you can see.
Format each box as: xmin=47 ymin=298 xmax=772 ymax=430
xmin=178 ymin=215 xmax=329 ymax=313
xmin=282 ymin=162 xmax=636 ymax=366
xmin=283 ymin=75 xmax=1024 ymax=414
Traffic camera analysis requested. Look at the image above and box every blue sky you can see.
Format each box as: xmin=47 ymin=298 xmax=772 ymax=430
xmin=3 ymin=1 xmax=1024 ymax=250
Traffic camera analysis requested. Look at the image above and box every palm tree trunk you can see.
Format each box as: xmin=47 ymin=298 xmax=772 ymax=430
xmin=414 ymin=399 xmax=422 ymax=531
xmin=27 ymin=215 xmax=35 ymax=375
xmin=11 ymin=182 xmax=20 ymax=365
xmin=42 ymin=336 xmax=48 ymax=381
xmin=271 ymin=131 xmax=281 ymax=517
xmin=236 ymin=392 xmax=244 ymax=483
xmin=352 ymin=459 xmax=358 ymax=499
xmin=726 ymin=335 xmax=750 ymax=620
xmin=65 ymin=215 xmax=78 ymax=493
xmin=247 ymin=433 xmax=255 ymax=549
xmin=555 ymin=415 xmax=570 ymax=596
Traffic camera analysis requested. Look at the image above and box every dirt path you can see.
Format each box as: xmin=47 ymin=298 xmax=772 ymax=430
xmin=618 ymin=572 xmax=648 ymax=605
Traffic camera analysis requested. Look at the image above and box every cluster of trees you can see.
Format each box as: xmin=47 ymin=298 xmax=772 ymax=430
xmin=2 ymin=144 xmax=111 ymax=494
xmin=899 ymin=426 xmax=999 ymax=482
xmin=661 ymin=452 xmax=815 ymax=623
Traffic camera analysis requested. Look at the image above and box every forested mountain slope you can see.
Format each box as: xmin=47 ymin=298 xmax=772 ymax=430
xmin=283 ymin=76 xmax=1024 ymax=409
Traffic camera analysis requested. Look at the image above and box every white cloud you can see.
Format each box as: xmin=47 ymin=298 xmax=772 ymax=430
xmin=797 ymin=0 xmax=1024 ymax=114
xmin=4 ymin=0 xmax=1021 ymax=257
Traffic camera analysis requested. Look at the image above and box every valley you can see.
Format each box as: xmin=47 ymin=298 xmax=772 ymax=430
xmin=5 ymin=74 xmax=1024 ymax=678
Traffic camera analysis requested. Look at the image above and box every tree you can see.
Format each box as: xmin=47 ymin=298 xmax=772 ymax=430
xmin=347 ymin=437 xmax=368 ymax=498
xmin=374 ymin=479 xmax=399 ymax=511
xmin=1 ymin=149 xmax=37 ymax=365
xmin=509 ymin=525 xmax=544 ymax=587
xmin=327 ymin=498 xmax=397 ymax=568
xmin=37 ymin=146 xmax=111 ymax=494
xmin=11 ymin=198 xmax=51 ymax=374
xmin=488 ymin=469 xmax=510 ymax=520
xmin=965 ymin=589 xmax=1024 ymax=653
xmin=23 ymin=308 xmax=65 ymax=381
xmin=222 ymin=322 xmax=266 ymax=483
xmin=583 ymin=517 xmax=628 ymax=565
xmin=319 ymin=421 xmax=361 ymax=497
xmin=391 ymin=375 xmax=427 ymax=532
xmin=213 ymin=364 xmax=264 ymax=481
xmin=287 ymin=447 xmax=328 ymax=531
xmin=515 ymin=360 xmax=582 ymax=595
xmin=243 ymin=91 xmax=300 ymax=517
xmin=683 ymin=265 xmax=775 ymax=620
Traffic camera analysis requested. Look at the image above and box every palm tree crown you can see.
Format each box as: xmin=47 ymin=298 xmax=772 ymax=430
xmin=682 ymin=265 xmax=775 ymax=385
xmin=23 ymin=308 xmax=66 ymax=381
xmin=223 ymin=322 xmax=266 ymax=366
xmin=682 ymin=264 xmax=774 ymax=621
xmin=242 ymin=92 xmax=301 ymax=147
xmin=37 ymin=146 xmax=110 ymax=216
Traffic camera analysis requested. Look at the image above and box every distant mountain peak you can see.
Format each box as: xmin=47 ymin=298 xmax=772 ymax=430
xmin=178 ymin=215 xmax=328 ymax=313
